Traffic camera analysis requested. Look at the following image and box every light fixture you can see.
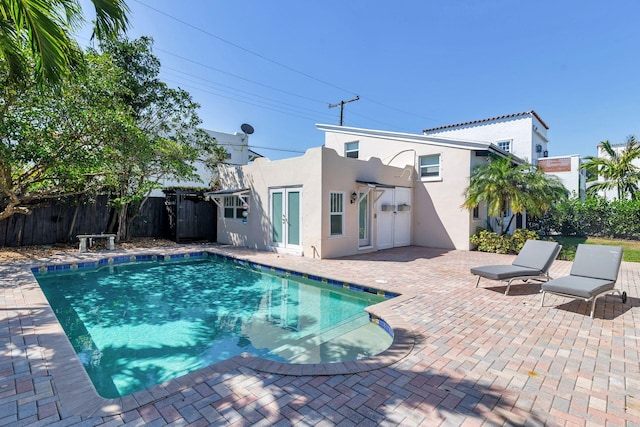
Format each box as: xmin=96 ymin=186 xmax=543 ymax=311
xmin=350 ymin=192 xmax=358 ymax=204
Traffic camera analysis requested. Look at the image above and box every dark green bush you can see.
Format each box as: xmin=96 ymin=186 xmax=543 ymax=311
xmin=470 ymin=229 xmax=539 ymax=254
xmin=528 ymin=196 xmax=640 ymax=240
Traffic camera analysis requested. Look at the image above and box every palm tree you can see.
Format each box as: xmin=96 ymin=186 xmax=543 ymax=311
xmin=463 ymin=156 xmax=568 ymax=234
xmin=0 ymin=0 xmax=129 ymax=84
xmin=581 ymin=136 xmax=640 ymax=200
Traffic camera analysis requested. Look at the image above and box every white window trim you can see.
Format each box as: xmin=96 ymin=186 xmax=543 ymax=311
xmin=345 ymin=141 xmax=359 ymax=159
xmin=223 ymin=195 xmax=245 ymax=221
xmin=497 ymin=140 xmax=512 ymax=153
xmin=419 ymin=154 xmax=442 ymax=182
xmin=329 ymin=191 xmax=345 ymax=237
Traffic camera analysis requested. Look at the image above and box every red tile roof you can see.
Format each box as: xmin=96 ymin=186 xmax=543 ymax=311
xmin=423 ymin=110 xmax=549 ymax=133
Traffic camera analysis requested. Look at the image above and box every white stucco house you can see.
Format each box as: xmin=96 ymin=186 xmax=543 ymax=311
xmin=423 ymin=110 xmax=550 ymax=165
xmin=208 ymin=147 xmax=413 ymax=259
xmin=151 ymin=128 xmax=262 ymax=197
xmin=589 ymin=141 xmax=640 ymax=200
xmin=208 ymin=111 xmax=555 ymax=259
xmin=538 ymin=155 xmax=586 ymax=200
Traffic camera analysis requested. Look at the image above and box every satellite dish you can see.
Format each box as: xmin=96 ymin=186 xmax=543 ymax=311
xmin=240 ymin=123 xmax=254 ymax=135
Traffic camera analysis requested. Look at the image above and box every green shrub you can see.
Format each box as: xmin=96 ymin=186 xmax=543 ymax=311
xmin=528 ymin=196 xmax=640 ymax=240
xmin=557 ymin=245 xmax=576 ymax=261
xmin=470 ymin=229 xmax=539 ymax=254
xmin=510 ymin=229 xmax=539 ymax=251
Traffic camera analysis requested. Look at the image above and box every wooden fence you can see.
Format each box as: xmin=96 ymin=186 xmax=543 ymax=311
xmin=0 ymin=196 xmax=167 ymax=247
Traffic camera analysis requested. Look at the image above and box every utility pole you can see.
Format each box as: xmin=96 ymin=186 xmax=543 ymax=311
xmin=328 ymin=95 xmax=359 ymax=126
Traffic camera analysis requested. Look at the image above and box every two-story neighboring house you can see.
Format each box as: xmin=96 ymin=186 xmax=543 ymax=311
xmin=590 ymin=141 xmax=640 ymax=200
xmin=423 ymin=111 xmax=550 ymax=165
xmin=538 ymin=154 xmax=586 ymax=200
xmin=151 ymin=128 xmax=261 ymax=197
xmin=423 ymin=111 xmax=585 ymax=201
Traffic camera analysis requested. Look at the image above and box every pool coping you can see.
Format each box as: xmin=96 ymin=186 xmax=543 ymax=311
xmin=21 ymin=246 xmax=416 ymax=417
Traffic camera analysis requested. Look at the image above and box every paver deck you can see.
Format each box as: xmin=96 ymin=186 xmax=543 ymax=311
xmin=1 ymin=243 xmax=639 ymax=426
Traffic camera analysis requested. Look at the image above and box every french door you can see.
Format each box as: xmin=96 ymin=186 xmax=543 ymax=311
xmin=270 ymin=187 xmax=302 ymax=253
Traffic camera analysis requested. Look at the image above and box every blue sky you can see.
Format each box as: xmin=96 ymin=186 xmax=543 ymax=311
xmin=78 ymin=0 xmax=640 ymax=160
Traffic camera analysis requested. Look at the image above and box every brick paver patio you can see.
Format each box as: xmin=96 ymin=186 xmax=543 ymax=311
xmin=1 ymin=244 xmax=639 ymax=426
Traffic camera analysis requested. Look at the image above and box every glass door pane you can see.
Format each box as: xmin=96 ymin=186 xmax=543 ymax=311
xmin=271 ymin=191 xmax=283 ymax=244
xmin=287 ymin=191 xmax=300 ymax=246
xmin=358 ymin=192 xmax=371 ymax=247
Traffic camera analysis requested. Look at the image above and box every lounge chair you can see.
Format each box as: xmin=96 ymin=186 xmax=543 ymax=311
xmin=540 ymin=244 xmax=627 ymax=318
xmin=471 ymin=240 xmax=561 ymax=295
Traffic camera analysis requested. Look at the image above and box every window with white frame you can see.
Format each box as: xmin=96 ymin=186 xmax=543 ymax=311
xmin=419 ymin=154 xmax=441 ymax=179
xmin=223 ymin=196 xmax=244 ymax=219
xmin=345 ymin=141 xmax=359 ymax=158
xmin=329 ymin=192 xmax=344 ymax=236
xmin=497 ymin=140 xmax=511 ymax=153
xmin=473 ymin=205 xmax=480 ymax=219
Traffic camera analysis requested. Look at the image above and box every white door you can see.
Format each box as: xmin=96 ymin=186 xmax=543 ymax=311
xmin=377 ymin=189 xmax=394 ymax=250
xmin=393 ymin=187 xmax=411 ymax=247
xmin=270 ymin=187 xmax=302 ymax=253
xmin=376 ymin=187 xmax=411 ymax=250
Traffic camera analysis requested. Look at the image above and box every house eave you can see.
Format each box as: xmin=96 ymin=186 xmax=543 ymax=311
xmin=317 ymin=123 xmax=526 ymax=164
xmin=317 ymin=123 xmax=494 ymax=152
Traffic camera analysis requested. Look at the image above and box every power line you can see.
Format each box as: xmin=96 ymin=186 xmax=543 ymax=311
xmin=249 ymin=145 xmax=305 ymax=154
xmin=163 ymin=78 xmax=332 ymax=123
xmin=132 ymin=0 xmax=356 ymax=96
xmin=130 ymin=0 xmax=447 ymax=127
xmin=81 ymin=4 xmax=449 ymax=136
xmin=214 ymin=142 xmax=305 ymax=154
xmin=155 ymin=47 xmax=329 ymax=105
xmin=162 ymin=68 xmax=336 ymax=121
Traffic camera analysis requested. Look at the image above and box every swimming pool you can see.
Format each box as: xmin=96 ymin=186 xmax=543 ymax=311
xmin=35 ymin=253 xmax=394 ymax=398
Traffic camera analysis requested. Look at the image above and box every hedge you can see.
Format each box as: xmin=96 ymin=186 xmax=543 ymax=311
xmin=527 ymin=197 xmax=640 ymax=240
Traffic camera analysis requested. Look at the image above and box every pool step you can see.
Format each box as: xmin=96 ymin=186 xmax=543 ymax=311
xmin=269 ymin=315 xmax=372 ymax=363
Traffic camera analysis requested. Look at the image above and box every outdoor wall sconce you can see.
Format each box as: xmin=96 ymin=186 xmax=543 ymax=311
xmin=350 ymin=192 xmax=358 ymax=204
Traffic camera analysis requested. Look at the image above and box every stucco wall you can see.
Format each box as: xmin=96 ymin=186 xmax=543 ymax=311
xmin=324 ymin=131 xmax=476 ymax=250
xmin=412 ymin=147 xmax=474 ymax=250
xmin=319 ymin=148 xmax=413 ymax=258
xmin=215 ymin=149 xmax=321 ymax=255
xmin=216 ymin=146 xmax=411 ymax=258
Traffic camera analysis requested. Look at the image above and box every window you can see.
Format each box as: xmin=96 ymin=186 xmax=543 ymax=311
xmin=419 ymin=154 xmax=441 ymax=179
xmin=345 ymin=141 xmax=359 ymax=158
xmin=497 ymin=140 xmax=511 ymax=153
xmin=223 ymin=196 xmax=244 ymax=219
xmin=473 ymin=205 xmax=480 ymax=219
xmin=329 ymin=192 xmax=344 ymax=236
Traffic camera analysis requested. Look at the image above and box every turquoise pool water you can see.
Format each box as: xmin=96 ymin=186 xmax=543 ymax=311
xmin=36 ymin=256 xmax=392 ymax=398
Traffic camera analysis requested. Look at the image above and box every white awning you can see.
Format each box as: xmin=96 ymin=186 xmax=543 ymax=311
xmin=204 ymin=188 xmax=251 ymax=209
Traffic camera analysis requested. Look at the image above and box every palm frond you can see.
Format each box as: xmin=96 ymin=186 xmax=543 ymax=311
xmin=89 ymin=0 xmax=129 ymax=41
